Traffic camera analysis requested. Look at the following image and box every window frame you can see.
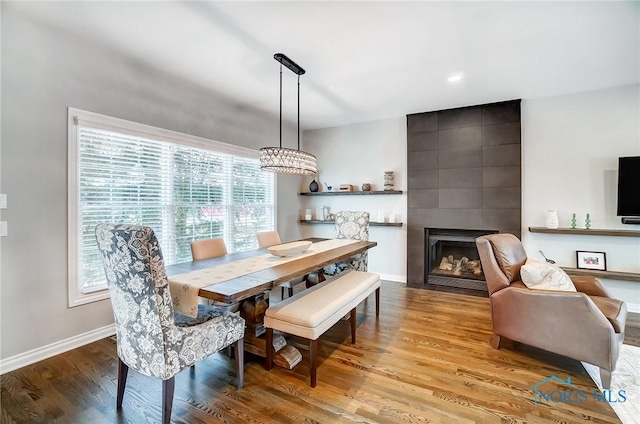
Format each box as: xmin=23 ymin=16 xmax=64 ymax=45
xmin=67 ymin=108 xmax=277 ymax=307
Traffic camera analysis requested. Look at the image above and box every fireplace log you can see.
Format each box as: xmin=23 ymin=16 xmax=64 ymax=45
xmin=439 ymin=257 xmax=453 ymax=271
xmin=439 ymin=256 xmax=484 ymax=277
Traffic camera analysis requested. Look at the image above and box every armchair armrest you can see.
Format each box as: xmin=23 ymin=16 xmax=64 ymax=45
xmin=490 ymin=286 xmax=617 ymax=369
xmin=492 ymin=286 xmax=612 ymax=331
xmin=569 ymin=276 xmax=613 ymax=298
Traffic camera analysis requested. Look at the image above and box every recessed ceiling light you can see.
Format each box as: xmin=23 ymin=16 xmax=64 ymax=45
xmin=447 ymin=74 xmax=463 ymax=82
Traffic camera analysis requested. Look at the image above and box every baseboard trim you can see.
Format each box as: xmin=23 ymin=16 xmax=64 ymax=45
xmin=0 ymin=324 xmax=116 ymax=375
xmin=379 ymin=273 xmax=407 ymax=283
xmin=627 ymin=303 xmax=640 ymax=314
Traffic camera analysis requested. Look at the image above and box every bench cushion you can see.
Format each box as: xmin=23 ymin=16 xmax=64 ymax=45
xmin=265 ymin=271 xmax=380 ymax=340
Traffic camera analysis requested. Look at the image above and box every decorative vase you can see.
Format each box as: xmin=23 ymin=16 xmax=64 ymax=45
xmin=309 ymin=178 xmax=319 ymax=193
xmin=545 ymin=210 xmax=559 ymax=229
xmin=570 ymin=213 xmax=577 ymax=229
xmin=384 ymin=171 xmax=394 ymax=191
xmin=322 ymin=206 xmax=330 ymax=220
xmin=362 ymin=183 xmax=371 ymax=191
xmin=585 ymin=213 xmax=591 ymax=230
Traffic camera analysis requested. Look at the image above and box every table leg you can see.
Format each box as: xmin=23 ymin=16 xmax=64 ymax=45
xmin=239 ymin=294 xmax=302 ymax=370
xmin=265 ymin=328 xmax=273 ymax=370
xmin=305 ymin=271 xmax=326 ymax=288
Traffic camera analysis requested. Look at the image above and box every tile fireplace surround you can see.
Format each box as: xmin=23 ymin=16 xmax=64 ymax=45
xmin=406 ymin=100 xmax=522 ymax=288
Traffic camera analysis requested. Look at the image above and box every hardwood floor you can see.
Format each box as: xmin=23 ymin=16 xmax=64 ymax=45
xmin=623 ymin=310 xmax=640 ymax=348
xmin=2 ymin=281 xmax=634 ymax=423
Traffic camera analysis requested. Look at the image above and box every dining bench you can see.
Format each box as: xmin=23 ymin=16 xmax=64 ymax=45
xmin=264 ymin=270 xmax=380 ymax=387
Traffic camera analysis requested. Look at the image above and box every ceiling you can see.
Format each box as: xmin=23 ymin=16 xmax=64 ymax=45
xmin=10 ymin=1 xmax=640 ymax=130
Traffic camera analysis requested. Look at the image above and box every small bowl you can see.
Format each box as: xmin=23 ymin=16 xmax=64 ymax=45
xmin=268 ymin=241 xmax=312 ymax=257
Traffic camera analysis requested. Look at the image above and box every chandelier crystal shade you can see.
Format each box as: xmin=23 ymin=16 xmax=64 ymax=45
xmin=259 ymin=146 xmax=317 ymax=175
xmin=260 ymin=53 xmax=317 ymax=176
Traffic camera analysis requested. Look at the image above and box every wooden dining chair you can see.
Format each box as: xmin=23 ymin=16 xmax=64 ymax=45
xmin=191 ymin=238 xmax=228 ymax=261
xmin=190 ymin=238 xmax=239 ymax=312
xmin=257 ymin=230 xmax=303 ymax=299
xmin=95 ymin=224 xmax=245 ymax=424
xmin=257 ymin=230 xmax=281 ymax=248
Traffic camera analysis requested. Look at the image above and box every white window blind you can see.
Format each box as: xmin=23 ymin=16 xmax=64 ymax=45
xmin=69 ymin=109 xmax=275 ymax=306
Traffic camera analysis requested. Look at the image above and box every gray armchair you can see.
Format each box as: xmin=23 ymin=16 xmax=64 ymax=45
xmin=95 ymin=223 xmax=245 ymax=424
xmin=476 ymin=233 xmax=627 ymax=389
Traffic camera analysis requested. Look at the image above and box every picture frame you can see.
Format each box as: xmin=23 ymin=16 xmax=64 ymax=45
xmin=576 ymin=251 xmax=607 ymax=271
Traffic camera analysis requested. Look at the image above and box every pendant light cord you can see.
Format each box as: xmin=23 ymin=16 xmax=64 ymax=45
xmin=298 ymin=74 xmax=301 ymax=151
xmin=279 ymin=65 xmax=301 ymax=151
xmin=279 ymin=64 xmax=283 ymax=149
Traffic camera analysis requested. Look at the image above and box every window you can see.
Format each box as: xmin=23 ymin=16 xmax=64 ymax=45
xmin=68 ymin=108 xmax=276 ymax=307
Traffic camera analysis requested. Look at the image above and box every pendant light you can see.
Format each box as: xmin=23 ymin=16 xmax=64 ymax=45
xmin=259 ymin=53 xmax=317 ymax=175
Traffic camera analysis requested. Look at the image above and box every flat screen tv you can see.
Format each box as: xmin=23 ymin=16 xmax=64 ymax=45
xmin=617 ymin=156 xmax=640 ymax=217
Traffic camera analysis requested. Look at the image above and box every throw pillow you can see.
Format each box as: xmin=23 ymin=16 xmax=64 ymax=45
xmin=520 ymin=259 xmax=577 ymax=292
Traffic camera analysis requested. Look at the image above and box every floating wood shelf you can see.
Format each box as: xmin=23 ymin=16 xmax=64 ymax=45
xmin=300 ymin=190 xmax=403 ymax=196
xmin=299 ymin=220 xmax=403 ymax=227
xmin=528 ymin=227 xmax=640 ymax=237
xmin=562 ymin=268 xmax=640 ymax=282
xmin=530 ymin=227 xmax=640 ymax=282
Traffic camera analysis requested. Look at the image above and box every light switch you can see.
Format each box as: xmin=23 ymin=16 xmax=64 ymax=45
xmin=0 ymin=221 xmax=6 ymax=237
xmin=0 ymin=194 xmax=6 ymax=209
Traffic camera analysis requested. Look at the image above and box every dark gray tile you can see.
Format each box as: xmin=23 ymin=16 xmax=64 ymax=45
xmin=407 ymin=226 xmax=425 ymax=247
xmin=439 ymin=168 xmax=483 ymax=188
xmin=483 ymin=122 xmax=521 ymax=146
xmin=438 ymin=106 xmax=482 ymax=130
xmin=437 ymin=209 xmax=484 ymax=229
xmin=502 ymin=229 xmax=522 ymax=239
xmin=407 ymin=208 xmax=438 ymax=227
xmin=483 ymin=166 xmax=521 ymax=188
xmin=408 ymin=131 xmax=439 ymax=152
xmin=407 ymin=112 xmax=437 ymax=133
xmin=483 ymin=187 xmax=521 ymax=209
xmin=439 ymin=188 xmax=482 ymax=209
xmin=438 ymin=126 xmax=482 ymax=150
xmin=408 ymin=189 xmax=439 ymax=208
xmin=439 ymin=147 xmax=483 ymax=169
xmin=483 ymin=145 xmax=521 ymax=167
xmin=407 ymin=245 xmax=424 ymax=264
xmin=408 ymin=169 xmax=438 ymax=189
xmin=482 ymin=209 xmax=521 ymax=232
xmin=408 ymin=151 xmax=438 ymax=170
xmin=407 ymin=245 xmax=425 ymax=285
xmin=482 ymin=100 xmax=521 ymax=125
xmin=407 ymin=258 xmax=425 ymax=285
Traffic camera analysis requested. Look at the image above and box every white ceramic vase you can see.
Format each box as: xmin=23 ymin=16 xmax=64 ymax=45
xmin=545 ymin=210 xmax=559 ymax=229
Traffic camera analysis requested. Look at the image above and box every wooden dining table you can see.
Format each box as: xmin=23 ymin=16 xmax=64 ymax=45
xmin=165 ymin=237 xmax=377 ymax=367
xmin=165 ymin=237 xmax=377 ymax=304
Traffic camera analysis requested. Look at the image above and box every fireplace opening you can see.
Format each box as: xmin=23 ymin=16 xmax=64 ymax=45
xmin=425 ymin=228 xmax=498 ymax=292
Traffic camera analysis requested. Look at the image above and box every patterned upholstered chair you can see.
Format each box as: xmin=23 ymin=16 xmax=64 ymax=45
xmin=323 ymin=211 xmax=370 ymax=276
xmin=95 ymin=224 xmax=245 ymax=424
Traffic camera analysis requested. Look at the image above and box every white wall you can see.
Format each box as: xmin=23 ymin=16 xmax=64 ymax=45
xmin=0 ymin=5 xmax=297 ymax=360
xmin=298 ymin=118 xmax=408 ymax=280
xmin=521 ymin=85 xmax=640 ymax=308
